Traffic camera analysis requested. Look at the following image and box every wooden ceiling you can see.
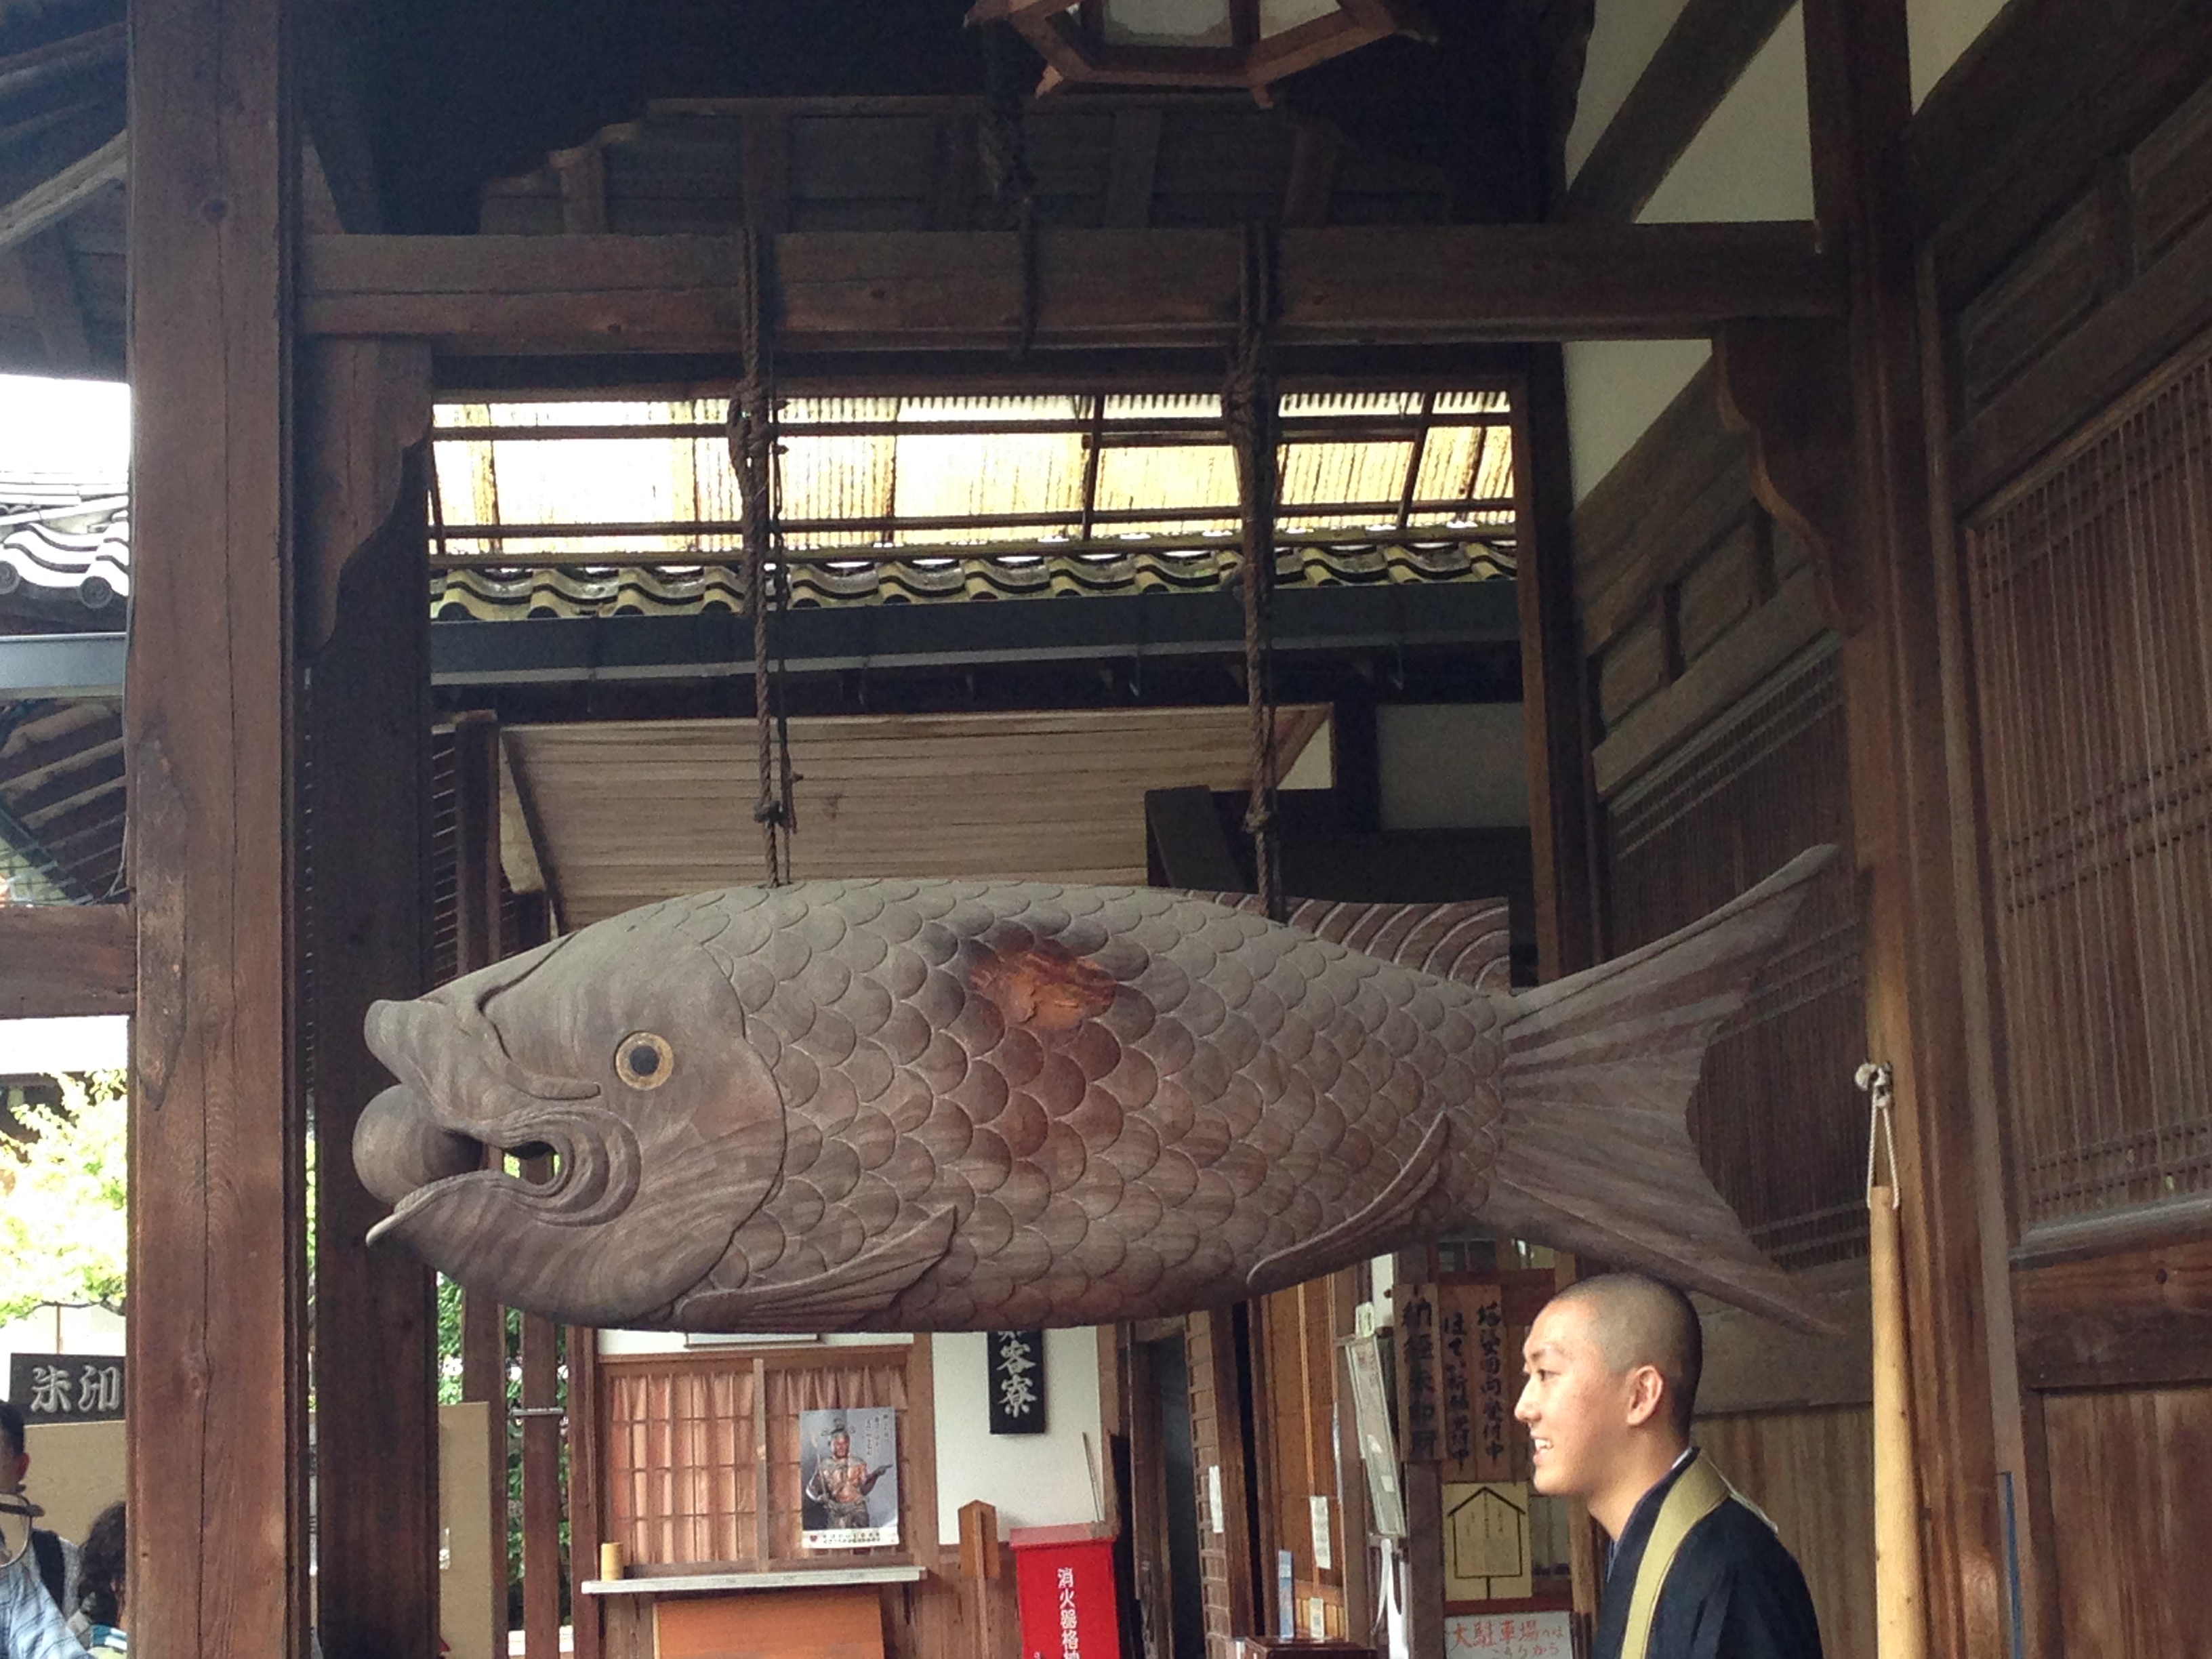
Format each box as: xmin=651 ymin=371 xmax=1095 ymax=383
xmin=507 ymin=702 xmax=1327 ymax=926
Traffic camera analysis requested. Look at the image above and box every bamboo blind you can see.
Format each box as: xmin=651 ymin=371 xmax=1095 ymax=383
xmin=1604 ymin=643 xmax=1868 ymax=1269
xmin=604 ymin=1346 xmax=916 ymax=1570
xmin=1965 ymin=341 xmax=2212 ymax=1230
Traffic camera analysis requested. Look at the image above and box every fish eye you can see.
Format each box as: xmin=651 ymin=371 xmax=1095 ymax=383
xmin=615 ymin=1031 xmax=675 ymax=1089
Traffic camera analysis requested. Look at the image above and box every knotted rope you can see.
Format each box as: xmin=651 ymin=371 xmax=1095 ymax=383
xmin=728 ymin=224 xmax=796 ymax=884
xmin=1225 ymin=222 xmax=1284 ymax=922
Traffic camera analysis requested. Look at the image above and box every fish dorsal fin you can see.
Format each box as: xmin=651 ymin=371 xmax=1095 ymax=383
xmin=1186 ymin=893 xmax=1514 ymax=991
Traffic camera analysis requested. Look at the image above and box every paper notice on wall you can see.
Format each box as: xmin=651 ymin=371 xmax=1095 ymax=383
xmin=1309 ymin=1496 xmax=1332 ymax=1570
xmin=1444 ymin=1612 xmax=1572 ymax=1658
xmin=1208 ymin=1465 xmax=1225 ymax=1535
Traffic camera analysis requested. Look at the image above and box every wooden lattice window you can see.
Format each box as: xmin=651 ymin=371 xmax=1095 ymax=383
xmin=1604 ymin=644 xmax=1868 ymax=1269
xmin=602 ymin=1343 xmax=922 ymax=1572
xmin=1964 ymin=341 xmax=2212 ymax=1233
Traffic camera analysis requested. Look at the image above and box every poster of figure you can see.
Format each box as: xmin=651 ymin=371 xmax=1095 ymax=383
xmin=800 ymin=1407 xmax=900 ymax=1549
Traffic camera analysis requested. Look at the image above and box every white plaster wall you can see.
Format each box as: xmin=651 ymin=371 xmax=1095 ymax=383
xmin=1636 ymin=6 xmax=1814 ymax=227
xmin=1562 ymin=7 xmax=1814 ymax=500
xmin=1562 ymin=339 xmax=1713 ymax=503
xmin=1376 ymin=705 xmax=1530 ymax=830
xmin=931 ymin=1327 xmax=1105 ymax=1544
xmin=1910 ymin=0 xmax=2009 ymax=106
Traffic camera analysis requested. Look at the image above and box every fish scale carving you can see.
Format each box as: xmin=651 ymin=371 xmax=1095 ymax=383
xmin=661 ymin=880 xmax=1501 ymax=1330
xmin=357 ymin=852 xmax=1844 ymax=1334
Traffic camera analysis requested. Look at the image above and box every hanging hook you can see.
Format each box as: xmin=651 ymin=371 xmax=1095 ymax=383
xmin=1857 ymin=1060 xmax=1900 ymax=1208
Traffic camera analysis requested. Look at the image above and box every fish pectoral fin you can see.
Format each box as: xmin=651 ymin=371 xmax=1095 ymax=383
xmin=674 ymin=1207 xmax=958 ymax=1332
xmin=1244 ymin=1117 xmax=1450 ymax=1298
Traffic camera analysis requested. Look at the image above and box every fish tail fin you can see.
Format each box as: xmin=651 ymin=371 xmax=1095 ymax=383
xmin=1473 ymin=846 xmax=1843 ymax=1334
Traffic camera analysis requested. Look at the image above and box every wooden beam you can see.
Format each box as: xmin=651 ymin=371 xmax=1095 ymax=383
xmin=567 ymin=1330 xmax=605 ymax=1659
xmin=0 ymin=128 xmax=126 ymax=257
xmin=299 ymin=223 xmax=1845 ymax=354
xmin=1713 ymin=317 xmax=1866 ymax=630
xmin=552 ymin=140 xmax=609 ymax=235
xmin=305 ymin=367 xmax=438 ymax=1659
xmin=496 ymin=729 xmax=554 ymax=909
xmin=740 ymin=110 xmax=790 ymax=236
xmin=1282 ymin=123 xmax=1342 ymax=228
xmin=295 ymin=0 xmax=384 ymax=232
xmin=1102 ymin=107 xmax=1164 ymax=229
xmin=1799 ymin=1 xmax=2009 ymax=1656
xmin=0 ymin=22 xmax=126 ymax=101
xmin=450 ymin=708 xmax=511 ymax=1659
xmin=14 ymin=228 xmax=89 ymax=370
xmin=2013 ymin=1238 xmax=2212 ymax=1391
xmin=0 ymin=902 xmax=132 ymax=1017
xmin=1513 ymin=347 xmax=1600 ymax=975
xmin=125 ymin=0 xmax=302 ymax=1650
xmin=299 ymin=337 xmax=432 ymax=655
xmin=1560 ymin=0 xmax=1795 ymax=222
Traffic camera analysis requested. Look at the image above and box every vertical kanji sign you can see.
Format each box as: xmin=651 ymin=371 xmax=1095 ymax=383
xmin=989 ymin=1329 xmax=1048 ymax=1435
xmin=1394 ymin=1282 xmax=1443 ymax=1462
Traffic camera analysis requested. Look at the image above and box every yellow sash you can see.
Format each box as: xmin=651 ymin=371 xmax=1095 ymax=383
xmin=1619 ymin=1454 xmax=1737 ymax=1659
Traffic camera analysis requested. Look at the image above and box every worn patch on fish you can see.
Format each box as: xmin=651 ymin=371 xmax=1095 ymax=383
xmin=968 ymin=934 xmax=1119 ymax=1032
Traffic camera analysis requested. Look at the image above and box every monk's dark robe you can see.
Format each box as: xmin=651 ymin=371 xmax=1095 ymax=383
xmin=1591 ymin=1450 xmax=1824 ymax=1659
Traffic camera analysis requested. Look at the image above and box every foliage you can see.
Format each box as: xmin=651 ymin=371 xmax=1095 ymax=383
xmin=0 ymin=1070 xmax=129 ymax=1323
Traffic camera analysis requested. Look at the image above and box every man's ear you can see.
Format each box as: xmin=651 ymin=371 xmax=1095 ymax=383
xmin=1622 ymin=1364 xmax=1668 ymax=1430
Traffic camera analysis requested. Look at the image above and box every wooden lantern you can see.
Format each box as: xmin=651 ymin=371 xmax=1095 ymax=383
xmin=968 ymin=0 xmax=1435 ymax=98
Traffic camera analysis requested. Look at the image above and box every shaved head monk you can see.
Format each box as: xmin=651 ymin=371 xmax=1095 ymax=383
xmin=1515 ymin=1273 xmax=1824 ymax=1659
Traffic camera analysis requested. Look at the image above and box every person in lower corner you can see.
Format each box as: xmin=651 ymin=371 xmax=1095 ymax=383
xmin=73 ymin=1504 xmax=125 ymax=1653
xmin=1515 ymin=1272 xmax=1824 ymax=1659
xmin=0 ymin=1402 xmax=79 ymax=1659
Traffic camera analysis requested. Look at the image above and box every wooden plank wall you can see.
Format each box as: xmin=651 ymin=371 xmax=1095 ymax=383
xmin=1697 ymin=1408 xmax=1875 ymax=1659
xmin=1906 ymin=5 xmax=2212 ymax=1654
xmin=2036 ymin=1385 xmax=2212 ymax=1659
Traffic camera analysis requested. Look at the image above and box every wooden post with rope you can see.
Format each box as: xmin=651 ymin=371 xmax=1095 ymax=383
xmin=728 ymin=224 xmax=796 ymax=884
xmin=1860 ymin=1061 xmax=1927 ymax=1659
xmin=1225 ymin=221 xmax=1284 ymax=922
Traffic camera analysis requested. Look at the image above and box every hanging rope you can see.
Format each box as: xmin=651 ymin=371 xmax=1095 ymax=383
xmin=1225 ymin=221 xmax=1284 ymax=922
xmin=729 ymin=224 xmax=794 ymax=885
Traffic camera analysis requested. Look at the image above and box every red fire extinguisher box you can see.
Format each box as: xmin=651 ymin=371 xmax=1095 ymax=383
xmin=1010 ymin=1522 xmax=1122 ymax=1659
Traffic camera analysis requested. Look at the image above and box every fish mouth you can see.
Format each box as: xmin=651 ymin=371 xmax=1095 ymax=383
xmin=359 ymin=1084 xmax=643 ymax=1248
xmin=355 ymin=941 xmax=646 ymax=1302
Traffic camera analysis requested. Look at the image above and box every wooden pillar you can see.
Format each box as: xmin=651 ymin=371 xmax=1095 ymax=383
xmin=1797 ymin=1 xmax=2008 ymax=1655
xmin=568 ymin=1329 xmax=607 ymax=1659
xmin=1513 ymin=333 xmax=1607 ymax=1639
xmin=1513 ymin=344 xmax=1602 ymax=978
xmin=1390 ymin=1248 xmax=1444 ymax=1659
xmin=125 ymin=0 xmax=306 ymax=1648
xmin=452 ymin=710 xmax=512 ymax=1655
xmin=302 ymin=339 xmax=439 ymax=1659
xmin=512 ymin=883 xmax=564 ymax=1659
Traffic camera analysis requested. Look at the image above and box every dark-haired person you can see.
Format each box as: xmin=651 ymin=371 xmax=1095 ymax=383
xmin=73 ymin=1503 xmax=125 ymax=1652
xmin=0 ymin=1401 xmax=78 ymax=1659
xmin=1515 ymin=1273 xmax=1824 ymax=1659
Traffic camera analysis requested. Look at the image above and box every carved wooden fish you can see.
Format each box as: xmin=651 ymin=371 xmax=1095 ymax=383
xmin=356 ymin=850 xmax=1837 ymax=1334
